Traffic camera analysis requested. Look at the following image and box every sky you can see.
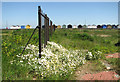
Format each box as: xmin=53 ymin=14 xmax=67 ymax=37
xmin=2 ymin=2 xmax=118 ymax=28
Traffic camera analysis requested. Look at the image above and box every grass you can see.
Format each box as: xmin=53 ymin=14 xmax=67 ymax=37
xmin=1 ymin=28 xmax=120 ymax=80
xmin=106 ymin=58 xmax=120 ymax=75
xmin=50 ymin=29 xmax=119 ymax=53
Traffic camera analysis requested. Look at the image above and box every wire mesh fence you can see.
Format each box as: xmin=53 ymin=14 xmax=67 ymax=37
xmin=20 ymin=6 xmax=56 ymax=58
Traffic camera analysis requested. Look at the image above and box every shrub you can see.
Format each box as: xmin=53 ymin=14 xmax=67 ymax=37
xmin=85 ymin=46 xmax=111 ymax=60
xmin=102 ymin=40 xmax=111 ymax=44
xmin=73 ymin=33 xmax=94 ymax=41
xmin=83 ymin=30 xmax=89 ymax=32
xmin=86 ymin=50 xmax=104 ymax=60
xmin=64 ymin=33 xmax=67 ymax=36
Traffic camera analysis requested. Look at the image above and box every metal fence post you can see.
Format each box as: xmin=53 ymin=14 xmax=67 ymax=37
xmin=50 ymin=20 xmax=52 ymax=36
xmin=38 ymin=6 xmax=41 ymax=58
xmin=44 ymin=14 xmax=47 ymax=47
xmin=48 ymin=18 xmax=49 ymax=41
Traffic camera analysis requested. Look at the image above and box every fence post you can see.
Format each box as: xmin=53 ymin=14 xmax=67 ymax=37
xmin=50 ymin=20 xmax=52 ymax=36
xmin=46 ymin=14 xmax=48 ymax=42
xmin=48 ymin=17 xmax=49 ymax=41
xmin=38 ymin=6 xmax=41 ymax=58
xmin=44 ymin=14 xmax=47 ymax=47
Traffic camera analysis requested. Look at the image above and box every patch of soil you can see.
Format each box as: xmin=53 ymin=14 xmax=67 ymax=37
xmin=70 ymin=61 xmax=104 ymax=80
xmin=105 ymin=53 xmax=120 ymax=58
xmin=97 ymin=34 xmax=111 ymax=37
xmin=70 ymin=60 xmax=120 ymax=80
xmin=82 ymin=71 xmax=120 ymax=80
xmin=0 ymin=33 xmax=11 ymax=36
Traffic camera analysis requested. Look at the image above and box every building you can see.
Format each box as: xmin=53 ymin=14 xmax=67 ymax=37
xmin=6 ymin=27 xmax=8 ymax=29
xmin=73 ymin=25 xmax=77 ymax=28
xmin=21 ymin=25 xmax=25 ymax=29
xmin=117 ymin=25 xmax=120 ymax=28
xmin=10 ymin=25 xmax=17 ymax=29
xmin=78 ymin=25 xmax=82 ymax=28
xmin=57 ymin=25 xmax=61 ymax=28
xmin=62 ymin=25 xmax=66 ymax=28
xmin=112 ymin=25 xmax=117 ymax=28
xmin=82 ymin=25 xmax=87 ymax=28
xmin=102 ymin=25 xmax=107 ymax=28
xmin=26 ymin=25 xmax=31 ymax=29
xmin=87 ymin=25 xmax=97 ymax=28
xmin=67 ymin=24 xmax=72 ymax=28
xmin=107 ymin=25 xmax=112 ymax=28
xmin=97 ymin=25 xmax=102 ymax=28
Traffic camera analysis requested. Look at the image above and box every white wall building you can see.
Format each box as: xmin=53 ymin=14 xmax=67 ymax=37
xmin=118 ymin=25 xmax=120 ymax=28
xmin=87 ymin=25 xmax=97 ymax=28
xmin=10 ymin=25 xmax=21 ymax=29
xmin=73 ymin=25 xmax=77 ymax=28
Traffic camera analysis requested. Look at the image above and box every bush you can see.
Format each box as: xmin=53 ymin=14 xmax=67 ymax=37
xmin=85 ymin=46 xmax=111 ymax=60
xmin=86 ymin=50 xmax=104 ymax=60
xmin=83 ymin=30 xmax=89 ymax=32
xmin=73 ymin=33 xmax=94 ymax=41
xmin=102 ymin=40 xmax=111 ymax=44
xmin=90 ymin=46 xmax=110 ymax=54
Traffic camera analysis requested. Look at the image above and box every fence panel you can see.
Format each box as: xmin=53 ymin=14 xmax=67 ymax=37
xmin=21 ymin=6 xmax=55 ymax=58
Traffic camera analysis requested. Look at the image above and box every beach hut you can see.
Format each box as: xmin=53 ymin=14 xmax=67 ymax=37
xmin=57 ymin=25 xmax=61 ymax=28
xmin=112 ymin=25 xmax=117 ymax=28
xmin=87 ymin=25 xmax=91 ymax=28
xmin=117 ymin=25 xmax=120 ymax=28
xmin=26 ymin=25 xmax=31 ymax=29
xmin=87 ymin=25 xmax=97 ymax=28
xmin=97 ymin=25 xmax=102 ymax=28
xmin=78 ymin=25 xmax=82 ymax=28
xmin=62 ymin=25 xmax=66 ymax=28
xmin=68 ymin=24 xmax=72 ymax=28
xmin=42 ymin=25 xmax=45 ymax=29
xmin=73 ymin=25 xmax=77 ymax=28
xmin=107 ymin=25 xmax=112 ymax=28
xmin=21 ymin=25 xmax=25 ymax=29
xmin=102 ymin=25 xmax=107 ymax=28
xmin=16 ymin=25 xmax=21 ymax=29
xmin=82 ymin=25 xmax=87 ymax=28
xmin=10 ymin=25 xmax=17 ymax=29
xmin=53 ymin=24 xmax=57 ymax=31
xmin=6 ymin=27 xmax=8 ymax=29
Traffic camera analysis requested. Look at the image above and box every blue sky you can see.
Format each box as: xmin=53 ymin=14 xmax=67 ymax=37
xmin=2 ymin=2 xmax=118 ymax=28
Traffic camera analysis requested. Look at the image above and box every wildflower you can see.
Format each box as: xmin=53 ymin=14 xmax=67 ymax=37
xmin=20 ymin=61 xmax=23 ymax=63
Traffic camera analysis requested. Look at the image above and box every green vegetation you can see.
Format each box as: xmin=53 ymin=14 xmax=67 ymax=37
xmin=50 ymin=29 xmax=119 ymax=53
xmin=1 ymin=28 xmax=120 ymax=80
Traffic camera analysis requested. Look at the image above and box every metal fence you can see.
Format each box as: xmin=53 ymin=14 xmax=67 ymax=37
xmin=21 ymin=6 xmax=56 ymax=58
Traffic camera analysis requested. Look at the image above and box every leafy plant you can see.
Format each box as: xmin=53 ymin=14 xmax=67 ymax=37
xmin=73 ymin=33 xmax=94 ymax=41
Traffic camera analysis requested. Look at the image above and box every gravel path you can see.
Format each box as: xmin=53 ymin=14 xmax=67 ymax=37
xmin=70 ymin=53 xmax=120 ymax=80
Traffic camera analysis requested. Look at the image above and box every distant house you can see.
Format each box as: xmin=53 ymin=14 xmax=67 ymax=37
xmin=112 ymin=25 xmax=117 ymax=28
xmin=62 ymin=24 xmax=66 ymax=28
xmin=21 ymin=25 xmax=25 ymax=29
xmin=10 ymin=25 xmax=18 ymax=29
xmin=57 ymin=25 xmax=61 ymax=28
xmin=78 ymin=25 xmax=82 ymax=28
xmin=16 ymin=25 xmax=21 ymax=29
xmin=97 ymin=25 xmax=102 ymax=28
xmin=82 ymin=25 xmax=87 ymax=28
xmin=107 ymin=25 xmax=112 ymax=28
xmin=117 ymin=25 xmax=120 ymax=28
xmin=87 ymin=25 xmax=97 ymax=28
xmin=102 ymin=25 xmax=107 ymax=28
xmin=73 ymin=25 xmax=77 ymax=28
xmin=67 ymin=24 xmax=72 ymax=28
xmin=26 ymin=25 xmax=31 ymax=29
xmin=6 ymin=27 xmax=8 ymax=29
xmin=42 ymin=25 xmax=45 ymax=29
